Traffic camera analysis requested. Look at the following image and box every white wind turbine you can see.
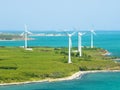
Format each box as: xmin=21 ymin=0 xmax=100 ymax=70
xmin=78 ymin=32 xmax=85 ymax=57
xmin=90 ymin=29 xmax=96 ymax=48
xmin=66 ymin=32 xmax=76 ymax=63
xmin=21 ymin=24 xmax=33 ymax=50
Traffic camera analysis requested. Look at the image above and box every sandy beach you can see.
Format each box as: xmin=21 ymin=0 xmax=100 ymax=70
xmin=1 ymin=70 xmax=120 ymax=86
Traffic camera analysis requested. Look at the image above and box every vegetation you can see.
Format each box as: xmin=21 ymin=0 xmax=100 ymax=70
xmin=0 ymin=34 xmax=23 ymax=40
xmin=0 ymin=46 xmax=119 ymax=83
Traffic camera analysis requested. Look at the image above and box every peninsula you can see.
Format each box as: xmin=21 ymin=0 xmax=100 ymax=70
xmin=0 ymin=33 xmax=33 ymax=41
xmin=0 ymin=47 xmax=119 ymax=84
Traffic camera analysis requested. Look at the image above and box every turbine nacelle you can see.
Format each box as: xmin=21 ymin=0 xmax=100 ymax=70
xmin=26 ymin=31 xmax=33 ymax=35
xmin=68 ymin=34 xmax=72 ymax=37
xmin=20 ymin=32 xmax=25 ymax=36
xmin=25 ymin=25 xmax=33 ymax=35
xmin=67 ymin=32 xmax=76 ymax=37
xmin=78 ymin=32 xmax=86 ymax=36
xmin=20 ymin=25 xmax=33 ymax=36
xmin=91 ymin=30 xmax=96 ymax=35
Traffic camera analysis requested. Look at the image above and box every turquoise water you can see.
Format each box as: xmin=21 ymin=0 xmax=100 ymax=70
xmin=1 ymin=72 xmax=120 ymax=90
xmin=0 ymin=31 xmax=120 ymax=56
xmin=0 ymin=31 xmax=120 ymax=90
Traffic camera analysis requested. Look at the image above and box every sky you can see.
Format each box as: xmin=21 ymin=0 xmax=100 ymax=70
xmin=0 ymin=0 xmax=120 ymax=31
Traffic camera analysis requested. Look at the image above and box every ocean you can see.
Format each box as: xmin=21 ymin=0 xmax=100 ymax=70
xmin=1 ymin=72 xmax=120 ymax=90
xmin=0 ymin=30 xmax=120 ymax=90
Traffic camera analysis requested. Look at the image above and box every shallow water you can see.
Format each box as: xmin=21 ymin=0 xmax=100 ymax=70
xmin=0 ymin=31 xmax=120 ymax=56
xmin=0 ymin=72 xmax=120 ymax=90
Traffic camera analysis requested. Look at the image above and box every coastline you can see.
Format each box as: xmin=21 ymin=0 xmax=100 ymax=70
xmin=1 ymin=70 xmax=120 ymax=86
xmin=0 ymin=38 xmax=35 ymax=41
xmin=102 ymin=50 xmax=111 ymax=56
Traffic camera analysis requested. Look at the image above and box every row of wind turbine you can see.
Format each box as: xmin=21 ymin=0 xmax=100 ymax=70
xmin=20 ymin=25 xmax=96 ymax=63
xmin=66 ymin=29 xmax=96 ymax=63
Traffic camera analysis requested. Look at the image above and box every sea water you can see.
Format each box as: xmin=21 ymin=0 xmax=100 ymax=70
xmin=0 ymin=72 xmax=120 ymax=90
xmin=0 ymin=30 xmax=120 ymax=90
xmin=0 ymin=31 xmax=120 ymax=56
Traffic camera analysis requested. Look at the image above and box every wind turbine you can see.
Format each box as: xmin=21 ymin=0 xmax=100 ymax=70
xmin=21 ymin=24 xmax=33 ymax=50
xmin=66 ymin=32 xmax=76 ymax=63
xmin=78 ymin=32 xmax=85 ymax=57
xmin=90 ymin=29 xmax=96 ymax=48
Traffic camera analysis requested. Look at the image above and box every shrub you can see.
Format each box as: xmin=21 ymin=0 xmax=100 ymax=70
xmin=79 ymin=66 xmax=88 ymax=71
xmin=75 ymin=52 xmax=79 ymax=57
xmin=39 ymin=74 xmax=49 ymax=79
xmin=23 ymin=72 xmax=38 ymax=78
xmin=71 ymin=52 xmax=75 ymax=56
xmin=0 ymin=66 xmax=17 ymax=70
xmin=49 ymin=72 xmax=64 ymax=78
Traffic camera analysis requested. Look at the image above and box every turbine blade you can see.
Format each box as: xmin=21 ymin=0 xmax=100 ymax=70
xmin=63 ymin=29 xmax=69 ymax=36
xmin=71 ymin=32 xmax=76 ymax=36
xmin=63 ymin=29 xmax=76 ymax=37
xmin=78 ymin=32 xmax=86 ymax=36
xmin=20 ymin=32 xmax=25 ymax=36
xmin=24 ymin=24 xmax=33 ymax=35
xmin=82 ymin=32 xmax=86 ymax=35
xmin=27 ymin=31 xmax=33 ymax=35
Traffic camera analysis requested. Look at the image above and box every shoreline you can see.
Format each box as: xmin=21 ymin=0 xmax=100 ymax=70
xmin=102 ymin=50 xmax=111 ymax=56
xmin=1 ymin=70 xmax=120 ymax=86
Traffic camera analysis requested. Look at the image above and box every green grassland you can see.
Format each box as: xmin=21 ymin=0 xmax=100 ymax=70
xmin=0 ymin=47 xmax=119 ymax=83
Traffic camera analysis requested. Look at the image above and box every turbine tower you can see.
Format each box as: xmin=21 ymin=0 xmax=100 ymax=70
xmin=90 ymin=29 xmax=96 ymax=48
xmin=66 ymin=32 xmax=76 ymax=63
xmin=24 ymin=24 xmax=28 ymax=49
xmin=78 ymin=32 xmax=85 ymax=57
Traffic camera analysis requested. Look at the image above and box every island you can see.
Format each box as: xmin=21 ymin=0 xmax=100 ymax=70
xmin=0 ymin=47 xmax=119 ymax=85
xmin=0 ymin=33 xmax=33 ymax=41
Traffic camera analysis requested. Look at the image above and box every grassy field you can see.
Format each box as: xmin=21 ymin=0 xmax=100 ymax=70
xmin=0 ymin=47 xmax=119 ymax=83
